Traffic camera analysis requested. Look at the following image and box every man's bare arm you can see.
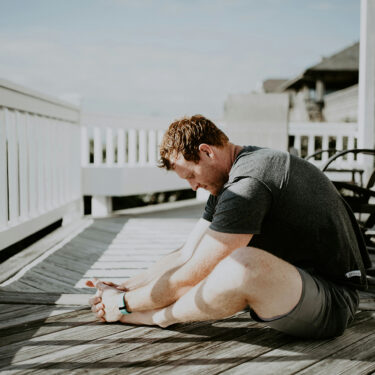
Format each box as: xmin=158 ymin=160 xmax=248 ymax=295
xmin=119 ymin=218 xmax=211 ymax=291
xmin=124 ymin=228 xmax=252 ymax=311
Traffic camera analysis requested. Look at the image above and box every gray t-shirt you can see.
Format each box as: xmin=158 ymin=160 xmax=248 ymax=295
xmin=203 ymin=146 xmax=371 ymax=289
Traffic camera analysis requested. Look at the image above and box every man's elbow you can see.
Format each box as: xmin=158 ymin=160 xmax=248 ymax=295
xmin=162 ymin=276 xmax=193 ymax=302
xmin=169 ymin=265 xmax=201 ymax=298
xmin=179 ymin=246 xmax=195 ymax=263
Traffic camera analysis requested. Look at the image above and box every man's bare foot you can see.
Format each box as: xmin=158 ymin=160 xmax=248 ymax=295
xmin=86 ymin=278 xmax=123 ymax=322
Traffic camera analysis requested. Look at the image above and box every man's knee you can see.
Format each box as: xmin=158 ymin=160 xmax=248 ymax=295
xmin=215 ymin=247 xmax=302 ymax=317
xmin=218 ymin=246 xmax=298 ymax=290
xmin=230 ymin=246 xmax=271 ymax=268
xmin=214 ymin=247 xmax=270 ymax=288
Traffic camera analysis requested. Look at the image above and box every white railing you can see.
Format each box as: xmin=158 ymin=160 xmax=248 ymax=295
xmin=1 ymin=81 xmax=369 ymax=248
xmin=81 ymin=126 xmax=189 ymax=216
xmin=0 ymin=79 xmax=82 ymax=250
xmin=288 ymin=122 xmax=375 ymax=184
xmin=289 ymin=122 xmax=358 ymax=164
xmin=81 ymin=126 xmax=165 ymax=167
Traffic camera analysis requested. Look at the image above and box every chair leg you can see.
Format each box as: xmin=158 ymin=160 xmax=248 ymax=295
xmin=365 ymin=213 xmax=375 ymax=230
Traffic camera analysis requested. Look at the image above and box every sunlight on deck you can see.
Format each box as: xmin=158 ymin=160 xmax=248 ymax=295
xmin=75 ymin=218 xmax=197 ymax=288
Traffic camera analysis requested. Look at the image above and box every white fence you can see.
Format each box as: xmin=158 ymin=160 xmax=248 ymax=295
xmin=0 ymin=80 xmax=371 ymax=250
xmin=289 ymin=122 xmax=358 ymax=164
xmin=81 ymin=126 xmax=189 ymax=216
xmin=81 ymin=127 xmax=165 ymax=166
xmin=288 ymin=122 xmax=375 ymax=184
xmin=0 ymin=79 xmax=82 ymax=250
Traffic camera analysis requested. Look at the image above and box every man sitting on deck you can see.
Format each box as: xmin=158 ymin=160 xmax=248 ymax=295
xmin=88 ymin=115 xmax=372 ymax=339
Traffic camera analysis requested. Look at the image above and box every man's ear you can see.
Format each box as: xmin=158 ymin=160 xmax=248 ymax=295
xmin=198 ymin=144 xmax=213 ymax=158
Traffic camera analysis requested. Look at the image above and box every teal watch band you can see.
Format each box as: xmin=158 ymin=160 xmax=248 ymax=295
xmin=118 ymin=292 xmax=131 ymax=315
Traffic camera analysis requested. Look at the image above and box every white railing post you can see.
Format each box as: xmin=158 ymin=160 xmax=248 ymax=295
xmin=57 ymin=121 xmax=64 ymax=206
xmin=73 ymin=125 xmax=80 ymax=200
xmin=36 ymin=115 xmax=45 ymax=213
xmin=17 ymin=111 xmax=29 ymax=220
xmin=0 ymin=108 xmax=8 ymax=229
xmin=294 ymin=135 xmax=301 ymax=156
xmin=51 ymin=119 xmax=58 ymax=208
xmin=307 ymin=134 xmax=315 ymax=156
xmin=81 ymin=126 xmax=89 ymax=167
xmin=93 ymin=127 xmax=102 ymax=165
xmin=27 ymin=114 xmax=38 ymax=217
xmin=128 ymin=129 xmax=137 ymax=165
xmin=348 ymin=135 xmax=355 ymax=162
xmin=61 ymin=122 xmax=68 ymax=204
xmin=336 ymin=135 xmax=343 ymax=153
xmin=91 ymin=196 xmax=113 ymax=217
xmin=148 ymin=130 xmax=157 ymax=165
xmin=322 ymin=135 xmax=329 ymax=161
xmin=139 ymin=129 xmax=147 ymax=165
xmin=6 ymin=109 xmax=19 ymax=225
xmin=44 ymin=117 xmax=52 ymax=210
xmin=117 ymin=128 xmax=125 ymax=165
xmin=358 ymin=0 xmax=375 ymax=150
xmin=106 ymin=128 xmax=114 ymax=166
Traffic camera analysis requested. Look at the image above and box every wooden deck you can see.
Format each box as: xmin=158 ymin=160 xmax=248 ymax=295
xmin=1 ymin=201 xmax=375 ymax=374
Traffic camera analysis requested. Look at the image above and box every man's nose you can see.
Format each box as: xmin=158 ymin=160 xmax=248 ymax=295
xmin=189 ymin=181 xmax=199 ymax=191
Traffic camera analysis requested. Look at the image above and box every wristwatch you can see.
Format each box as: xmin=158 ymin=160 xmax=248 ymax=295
xmin=118 ymin=292 xmax=132 ymax=315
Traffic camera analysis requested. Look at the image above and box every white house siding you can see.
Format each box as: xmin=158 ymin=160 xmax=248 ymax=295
xmin=223 ymin=92 xmax=289 ymax=152
xmin=288 ymin=90 xmax=310 ymax=122
xmin=323 ymin=84 xmax=359 ymax=122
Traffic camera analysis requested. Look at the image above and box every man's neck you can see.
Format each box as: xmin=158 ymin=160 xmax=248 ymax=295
xmin=223 ymin=143 xmax=243 ymax=174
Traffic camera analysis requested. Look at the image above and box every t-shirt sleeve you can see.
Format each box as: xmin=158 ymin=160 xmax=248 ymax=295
xmin=202 ymin=194 xmax=217 ymax=222
xmin=209 ymin=177 xmax=272 ymax=234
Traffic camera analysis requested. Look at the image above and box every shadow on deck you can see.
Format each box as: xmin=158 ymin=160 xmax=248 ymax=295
xmin=0 ymin=201 xmax=375 ymax=374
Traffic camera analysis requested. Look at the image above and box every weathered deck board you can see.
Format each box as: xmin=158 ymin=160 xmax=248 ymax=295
xmin=219 ymin=312 xmax=375 ymax=375
xmin=0 ymin=312 xmax=268 ymax=373
xmin=0 ymin=308 xmax=91 ymax=347
xmin=0 ymin=219 xmax=92 ymax=283
xmin=1 ymin=201 xmax=375 ymax=374
xmin=0 ymin=310 xmax=374 ymax=374
xmin=0 ymin=313 xmax=131 ymax=370
xmin=1 ymin=210 xmax=198 ymax=294
xmin=3 ymin=279 xmax=46 ymax=293
xmin=115 ymin=312 xmax=375 ymax=375
xmin=0 ymin=304 xmax=84 ymax=331
xmin=0 ymin=291 xmax=90 ymax=305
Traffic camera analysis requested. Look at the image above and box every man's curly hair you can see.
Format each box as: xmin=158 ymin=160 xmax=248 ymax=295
xmin=159 ymin=115 xmax=229 ymax=170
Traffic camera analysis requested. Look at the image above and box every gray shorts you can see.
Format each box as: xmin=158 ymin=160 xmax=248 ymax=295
xmin=249 ymin=268 xmax=359 ymax=339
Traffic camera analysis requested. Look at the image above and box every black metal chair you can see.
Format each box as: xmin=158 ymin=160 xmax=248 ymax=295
xmin=306 ymin=149 xmax=365 ymax=186
xmin=321 ymin=149 xmax=375 ymax=230
xmin=306 ymin=149 xmax=375 ymax=292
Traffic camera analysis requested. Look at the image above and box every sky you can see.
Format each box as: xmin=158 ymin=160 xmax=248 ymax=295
xmin=0 ymin=0 xmax=360 ymax=120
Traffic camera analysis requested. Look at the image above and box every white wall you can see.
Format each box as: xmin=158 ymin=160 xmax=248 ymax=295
xmin=81 ymin=112 xmax=171 ymax=130
xmin=81 ymin=112 xmax=224 ymax=131
xmin=323 ymin=85 xmax=359 ymax=122
xmin=288 ymin=90 xmax=310 ymax=122
xmin=223 ymin=93 xmax=289 ymax=151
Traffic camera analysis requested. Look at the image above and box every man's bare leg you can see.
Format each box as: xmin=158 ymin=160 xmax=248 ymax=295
xmin=121 ymin=247 xmax=303 ymax=327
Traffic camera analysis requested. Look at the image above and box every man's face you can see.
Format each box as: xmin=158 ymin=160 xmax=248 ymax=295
xmin=171 ymin=147 xmax=228 ymax=196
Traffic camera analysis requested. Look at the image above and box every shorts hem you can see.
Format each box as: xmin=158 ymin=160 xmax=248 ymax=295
xmin=249 ymin=267 xmax=305 ymax=323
